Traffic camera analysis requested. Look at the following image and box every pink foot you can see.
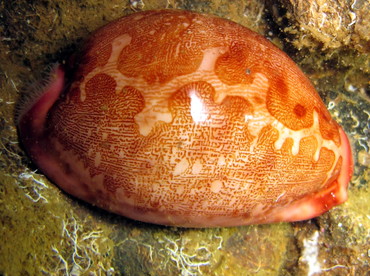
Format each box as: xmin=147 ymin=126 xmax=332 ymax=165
xmin=271 ymin=126 xmax=354 ymax=223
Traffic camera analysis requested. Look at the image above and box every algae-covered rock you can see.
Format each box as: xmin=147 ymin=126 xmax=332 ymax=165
xmin=0 ymin=0 xmax=368 ymax=275
xmin=277 ymin=0 xmax=370 ymax=51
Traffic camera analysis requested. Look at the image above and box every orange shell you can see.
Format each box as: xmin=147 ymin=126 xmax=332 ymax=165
xmin=18 ymin=10 xmax=353 ymax=227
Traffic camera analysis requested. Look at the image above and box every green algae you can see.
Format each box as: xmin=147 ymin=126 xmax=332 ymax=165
xmin=0 ymin=168 xmax=115 ymax=275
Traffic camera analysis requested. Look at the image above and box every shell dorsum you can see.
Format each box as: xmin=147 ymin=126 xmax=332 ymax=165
xmin=18 ymin=10 xmax=353 ymax=227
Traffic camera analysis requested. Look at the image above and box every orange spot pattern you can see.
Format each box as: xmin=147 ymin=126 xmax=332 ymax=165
xmin=47 ymin=10 xmax=348 ymax=225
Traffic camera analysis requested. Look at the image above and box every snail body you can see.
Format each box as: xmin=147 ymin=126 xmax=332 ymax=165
xmin=18 ymin=10 xmax=353 ymax=227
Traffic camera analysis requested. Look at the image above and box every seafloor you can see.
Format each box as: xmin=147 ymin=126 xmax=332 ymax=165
xmin=0 ymin=0 xmax=369 ymax=275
